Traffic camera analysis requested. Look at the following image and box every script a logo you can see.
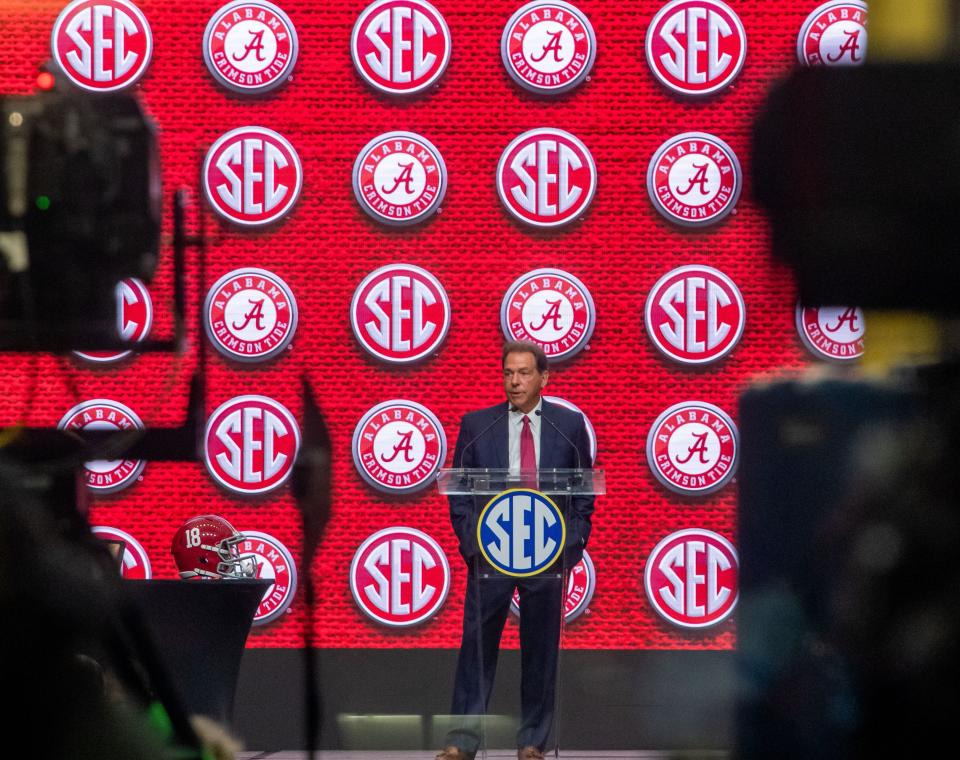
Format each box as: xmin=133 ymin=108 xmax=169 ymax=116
xmin=204 ymin=395 xmax=301 ymax=495
xmin=351 ymin=264 xmax=450 ymax=363
xmin=646 ymin=401 xmax=738 ymax=496
xmin=501 ymin=1 xmax=596 ymax=95
xmin=203 ymin=126 xmax=303 ymax=226
xmin=645 ymin=529 xmax=738 ymax=628
xmin=645 ymin=265 xmax=744 ymax=365
xmin=203 ymin=1 xmax=299 ymax=93
xmin=478 ymin=489 xmax=566 ymax=577
xmin=647 ymin=132 xmax=741 ymax=227
xmin=501 ymin=268 xmax=596 ymax=361
xmin=204 ymin=268 xmax=298 ymax=362
xmin=497 ymin=128 xmax=597 ymax=228
xmin=352 ymin=132 xmax=447 ymax=226
xmin=797 ymin=1 xmax=867 ymax=67
xmin=352 ymin=400 xmax=447 ymax=494
xmin=350 ymin=527 xmax=451 ymax=627
xmin=645 ymin=0 xmax=746 ymax=96
xmin=351 ymin=0 xmax=451 ymax=95
xmin=51 ymin=0 xmax=153 ymax=92
xmin=796 ymin=304 xmax=865 ymax=361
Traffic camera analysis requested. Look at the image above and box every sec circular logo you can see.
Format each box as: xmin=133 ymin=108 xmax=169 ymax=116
xmin=204 ymin=268 xmax=298 ymax=362
xmin=647 ymin=132 xmax=741 ymax=228
xmin=478 ymin=489 xmax=566 ymax=577
xmin=203 ymin=126 xmax=303 ymax=227
xmin=91 ymin=526 xmax=152 ymax=579
xmin=203 ymin=1 xmax=299 ymax=94
xmin=645 ymin=0 xmax=746 ymax=97
xmin=352 ymin=400 xmax=447 ymax=494
xmin=645 ymin=265 xmax=745 ymax=365
xmin=237 ymin=530 xmax=298 ymax=626
xmin=511 ymin=548 xmax=595 ymax=622
xmin=353 ymin=131 xmax=447 ymax=226
xmin=797 ymin=1 xmax=867 ymax=67
xmin=500 ymin=269 xmax=595 ymax=362
xmin=51 ymin=0 xmax=153 ymax=92
xmin=204 ymin=395 xmax=301 ymax=495
xmin=646 ymin=401 xmax=738 ymax=496
xmin=644 ymin=529 xmax=738 ymax=628
xmin=350 ymin=527 xmax=451 ymax=627
xmin=74 ymin=278 xmax=153 ymax=364
xmin=351 ymin=264 xmax=450 ymax=364
xmin=58 ymin=399 xmax=146 ymax=494
xmin=497 ymin=128 xmax=597 ymax=228
xmin=795 ymin=304 xmax=865 ymax=361
xmin=501 ymin=1 xmax=596 ymax=96
xmin=543 ymin=395 xmax=596 ymax=464
xmin=351 ymin=0 xmax=451 ymax=96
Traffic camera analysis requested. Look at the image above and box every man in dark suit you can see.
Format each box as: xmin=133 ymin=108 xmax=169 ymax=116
xmin=437 ymin=341 xmax=594 ymax=760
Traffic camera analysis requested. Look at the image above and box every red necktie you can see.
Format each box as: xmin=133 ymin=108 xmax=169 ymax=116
xmin=520 ymin=414 xmax=537 ymax=488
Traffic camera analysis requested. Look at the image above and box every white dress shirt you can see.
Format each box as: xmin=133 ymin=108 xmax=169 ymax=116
xmin=508 ymin=398 xmax=542 ymax=474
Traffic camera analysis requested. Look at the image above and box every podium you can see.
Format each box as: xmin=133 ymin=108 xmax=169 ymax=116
xmin=438 ymin=468 xmax=605 ymax=497
xmin=436 ymin=468 xmax=604 ymax=755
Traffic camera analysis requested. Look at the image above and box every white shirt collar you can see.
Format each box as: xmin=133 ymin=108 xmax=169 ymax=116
xmin=510 ymin=398 xmax=543 ymax=421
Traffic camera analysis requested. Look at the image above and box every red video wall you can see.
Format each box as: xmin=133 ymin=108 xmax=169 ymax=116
xmin=0 ymin=1 xmax=868 ymax=650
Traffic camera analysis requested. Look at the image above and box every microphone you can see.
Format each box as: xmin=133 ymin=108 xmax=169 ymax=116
xmin=536 ymin=408 xmax=582 ymax=471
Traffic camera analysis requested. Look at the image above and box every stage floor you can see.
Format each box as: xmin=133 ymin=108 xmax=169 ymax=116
xmin=238 ymin=752 xmax=729 ymax=759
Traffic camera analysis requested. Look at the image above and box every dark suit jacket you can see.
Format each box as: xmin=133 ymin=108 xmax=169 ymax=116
xmin=448 ymin=399 xmax=594 ymax=567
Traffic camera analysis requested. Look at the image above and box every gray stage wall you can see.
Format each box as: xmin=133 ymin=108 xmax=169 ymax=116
xmin=233 ymin=649 xmax=734 ymax=751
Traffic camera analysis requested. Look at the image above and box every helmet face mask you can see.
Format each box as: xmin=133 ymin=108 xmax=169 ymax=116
xmin=172 ymin=515 xmax=260 ymax=580
xmin=214 ymin=532 xmax=259 ymax=578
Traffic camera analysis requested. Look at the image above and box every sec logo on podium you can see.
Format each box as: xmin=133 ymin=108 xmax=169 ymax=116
xmin=478 ymin=489 xmax=566 ymax=577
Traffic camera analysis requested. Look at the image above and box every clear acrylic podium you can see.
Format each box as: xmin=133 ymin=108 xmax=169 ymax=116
xmin=437 ymin=467 xmax=606 ymax=499
xmin=437 ymin=467 xmax=606 ymax=577
xmin=436 ymin=468 xmax=605 ymax=756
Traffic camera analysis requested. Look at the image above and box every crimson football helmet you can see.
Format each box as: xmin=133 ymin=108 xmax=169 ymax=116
xmin=171 ymin=515 xmax=259 ymax=580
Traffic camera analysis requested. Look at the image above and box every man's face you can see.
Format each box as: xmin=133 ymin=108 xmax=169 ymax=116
xmin=503 ymin=351 xmax=548 ymax=414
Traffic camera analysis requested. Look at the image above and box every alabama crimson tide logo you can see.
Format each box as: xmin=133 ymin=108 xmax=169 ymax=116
xmin=237 ymin=531 xmax=297 ymax=626
xmin=351 ymin=0 xmax=451 ymax=95
xmin=91 ymin=526 xmax=152 ymax=579
xmin=796 ymin=304 xmax=865 ymax=361
xmin=350 ymin=526 xmax=450 ymax=627
xmin=204 ymin=268 xmax=298 ymax=362
xmin=498 ymin=128 xmax=597 ymax=228
xmin=797 ymin=1 xmax=867 ymax=67
xmin=646 ymin=401 xmax=738 ymax=496
xmin=204 ymin=395 xmax=301 ymax=495
xmin=511 ymin=549 xmax=595 ymax=622
xmin=351 ymin=264 xmax=450 ymax=364
xmin=203 ymin=1 xmax=299 ymax=94
xmin=51 ymin=0 xmax=153 ymax=92
xmin=500 ymin=269 xmax=595 ymax=361
xmin=352 ymin=400 xmax=446 ymax=494
xmin=647 ymin=132 xmax=741 ymax=227
xmin=203 ymin=126 xmax=303 ymax=227
xmin=645 ymin=529 xmax=738 ymax=628
xmin=353 ymin=132 xmax=447 ymax=226
xmin=645 ymin=265 xmax=745 ymax=365
xmin=645 ymin=0 xmax=746 ymax=97
xmin=74 ymin=278 xmax=153 ymax=364
xmin=58 ymin=400 xmax=146 ymax=493
xmin=501 ymin=1 xmax=596 ymax=95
